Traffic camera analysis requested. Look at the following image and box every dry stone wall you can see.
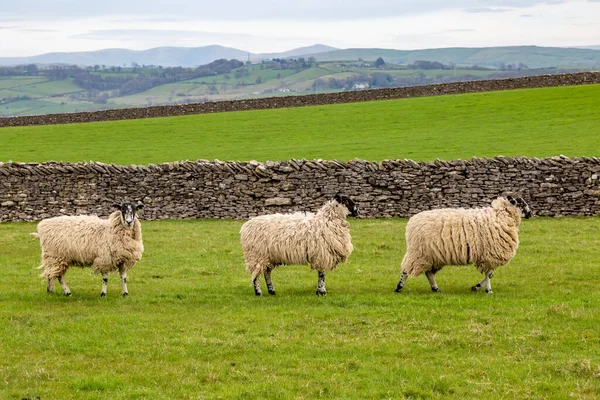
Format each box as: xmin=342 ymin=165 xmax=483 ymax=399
xmin=1 ymin=156 xmax=599 ymax=222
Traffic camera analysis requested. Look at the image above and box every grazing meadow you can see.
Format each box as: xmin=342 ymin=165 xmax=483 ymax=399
xmin=1 ymin=84 xmax=599 ymax=164
xmin=1 ymin=84 xmax=600 ymax=398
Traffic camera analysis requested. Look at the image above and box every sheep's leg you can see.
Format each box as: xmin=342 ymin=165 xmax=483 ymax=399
xmin=316 ymin=271 xmax=327 ymax=296
xmin=471 ymin=271 xmax=494 ymax=294
xmin=264 ymin=267 xmax=276 ymax=295
xmin=471 ymin=276 xmax=485 ymax=291
xmin=46 ymin=277 xmax=55 ymax=293
xmin=119 ymin=269 xmax=129 ymax=297
xmin=42 ymin=256 xmax=66 ymax=294
xmin=485 ymin=272 xmax=494 ymax=294
xmin=253 ymin=276 xmax=263 ymax=296
xmin=394 ymin=271 xmax=408 ymax=292
xmin=57 ymin=274 xmax=71 ymax=296
xmin=425 ymin=269 xmax=440 ymax=292
xmin=101 ymin=273 xmax=108 ymax=297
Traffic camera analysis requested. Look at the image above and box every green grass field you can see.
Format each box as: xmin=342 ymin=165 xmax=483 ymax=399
xmin=1 ymin=217 xmax=599 ymax=399
xmin=1 ymin=84 xmax=599 ymax=164
xmin=1 ymin=84 xmax=600 ymax=398
xmin=0 ymin=76 xmax=47 ymax=90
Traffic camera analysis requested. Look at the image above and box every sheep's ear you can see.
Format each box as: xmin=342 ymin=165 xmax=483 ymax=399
xmin=113 ymin=204 xmax=121 ymax=210
xmin=334 ymin=193 xmax=343 ymax=203
xmin=506 ymin=195 xmax=517 ymax=205
xmin=136 ymin=204 xmax=144 ymax=211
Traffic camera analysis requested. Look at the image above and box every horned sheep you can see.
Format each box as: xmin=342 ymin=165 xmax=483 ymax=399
xmin=394 ymin=195 xmax=532 ymax=294
xmin=32 ymin=203 xmax=144 ymax=297
xmin=240 ymin=194 xmax=358 ymax=296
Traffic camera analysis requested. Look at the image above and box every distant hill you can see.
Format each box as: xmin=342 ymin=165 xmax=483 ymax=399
xmin=254 ymin=44 xmax=339 ymax=61
xmin=0 ymin=44 xmax=599 ymax=69
xmin=0 ymin=45 xmax=338 ymax=68
xmin=572 ymin=45 xmax=600 ymax=51
xmin=308 ymin=46 xmax=600 ymax=69
xmin=0 ymin=45 xmax=252 ymax=68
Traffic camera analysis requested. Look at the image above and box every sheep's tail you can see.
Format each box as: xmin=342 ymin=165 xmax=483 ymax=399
xmin=30 ymin=232 xmax=39 ymax=239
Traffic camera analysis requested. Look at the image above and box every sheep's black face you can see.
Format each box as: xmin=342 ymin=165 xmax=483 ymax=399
xmin=113 ymin=203 xmax=144 ymax=227
xmin=334 ymin=194 xmax=359 ymax=217
xmin=507 ymin=196 xmax=532 ymax=219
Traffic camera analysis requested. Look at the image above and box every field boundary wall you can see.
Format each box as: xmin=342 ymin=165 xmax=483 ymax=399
xmin=1 ymin=156 xmax=599 ymax=221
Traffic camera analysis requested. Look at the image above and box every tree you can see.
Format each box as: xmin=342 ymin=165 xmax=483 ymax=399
xmin=374 ymin=57 xmax=385 ymax=68
xmin=25 ymin=64 xmax=38 ymax=75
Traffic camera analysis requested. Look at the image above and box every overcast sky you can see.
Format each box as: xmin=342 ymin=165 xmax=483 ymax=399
xmin=1 ymin=0 xmax=599 ymax=57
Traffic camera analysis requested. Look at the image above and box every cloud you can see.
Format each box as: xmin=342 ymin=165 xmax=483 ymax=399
xmin=444 ymin=29 xmax=477 ymax=33
xmin=20 ymin=28 xmax=58 ymax=33
xmin=69 ymin=29 xmax=315 ymax=50
xmin=465 ymin=8 xmax=511 ymax=13
xmin=1 ymin=0 xmax=571 ymax=21
xmin=73 ymin=29 xmax=267 ymax=41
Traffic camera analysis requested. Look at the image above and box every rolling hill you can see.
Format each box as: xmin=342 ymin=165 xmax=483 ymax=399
xmin=0 ymin=44 xmax=339 ymax=68
xmin=0 ymin=44 xmax=599 ymax=69
xmin=309 ymin=45 xmax=600 ymax=69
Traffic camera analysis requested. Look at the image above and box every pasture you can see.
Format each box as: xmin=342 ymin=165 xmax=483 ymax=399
xmin=1 ymin=217 xmax=599 ymax=399
xmin=1 ymin=84 xmax=600 ymax=398
xmin=1 ymin=84 xmax=600 ymax=164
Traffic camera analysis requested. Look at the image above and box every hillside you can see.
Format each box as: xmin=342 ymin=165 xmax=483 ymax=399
xmin=0 ymin=57 xmax=594 ymax=116
xmin=2 ymin=72 xmax=599 ymax=128
xmin=2 ymin=81 xmax=599 ymax=164
xmin=1 ymin=44 xmax=598 ymax=69
xmin=311 ymin=45 xmax=600 ymax=69
xmin=0 ymin=44 xmax=339 ymax=68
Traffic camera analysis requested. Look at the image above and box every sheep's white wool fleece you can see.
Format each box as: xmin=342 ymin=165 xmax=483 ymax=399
xmin=240 ymin=200 xmax=353 ymax=278
xmin=36 ymin=211 xmax=143 ymax=277
xmin=402 ymin=197 xmax=521 ymax=276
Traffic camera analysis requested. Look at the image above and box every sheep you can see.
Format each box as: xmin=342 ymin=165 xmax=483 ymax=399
xmin=394 ymin=195 xmax=532 ymax=294
xmin=240 ymin=194 xmax=358 ymax=296
xmin=32 ymin=203 xmax=144 ymax=297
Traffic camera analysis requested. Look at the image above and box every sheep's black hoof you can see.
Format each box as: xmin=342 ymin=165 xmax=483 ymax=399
xmin=255 ymin=292 xmax=262 ymax=297
xmin=65 ymin=292 xmax=72 ymax=296
xmin=485 ymin=289 xmax=493 ymax=294
xmin=431 ymin=287 xmax=440 ymax=293
xmin=122 ymin=292 xmax=129 ymax=297
xmin=394 ymin=287 xmax=403 ymax=293
xmin=100 ymin=292 xmax=106 ymax=297
xmin=316 ymin=290 xmax=327 ymax=296
xmin=268 ymin=290 xmax=276 ymax=295
xmin=471 ymin=284 xmax=481 ymax=291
